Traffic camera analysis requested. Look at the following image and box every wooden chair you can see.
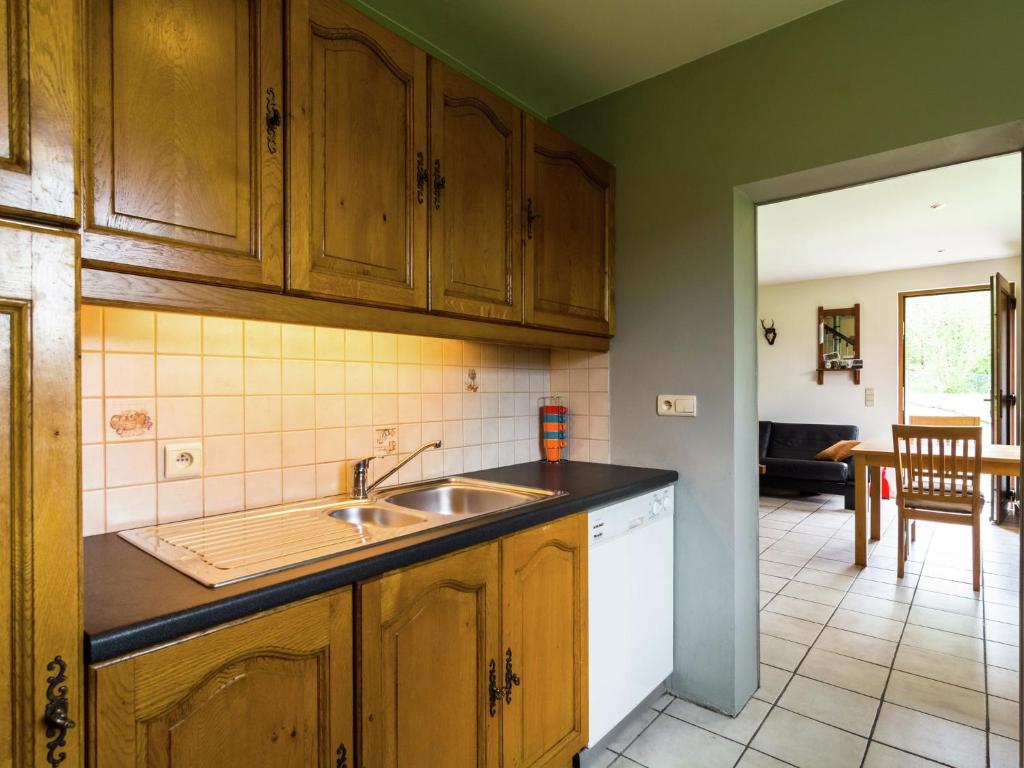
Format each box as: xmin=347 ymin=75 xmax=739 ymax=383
xmin=892 ymin=424 xmax=983 ymax=591
xmin=907 ymin=415 xmax=982 ymax=427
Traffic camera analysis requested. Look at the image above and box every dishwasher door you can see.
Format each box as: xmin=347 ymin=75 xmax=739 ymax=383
xmin=588 ymin=488 xmax=674 ymax=747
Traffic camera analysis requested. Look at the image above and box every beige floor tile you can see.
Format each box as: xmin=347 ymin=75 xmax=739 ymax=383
xmin=734 ymin=750 xmax=791 ymax=768
xmin=587 ymin=749 xmax=619 ymax=768
xmin=760 ymin=611 xmax=823 ymax=646
xmin=758 ymin=574 xmax=789 ymax=594
xmin=988 ymin=640 xmax=1020 ymax=671
xmin=759 ymin=550 xmax=812 ymax=567
xmin=805 ymin=557 xmax=862 ymax=576
xmin=912 ymin=588 xmax=983 ymax=617
xmin=650 ymin=692 xmax=675 ymax=712
xmin=665 ymin=696 xmax=771 ymax=745
xmin=859 ymin=566 xmax=919 ymax=587
xmin=986 ymin=619 xmax=1019 ymax=647
xmin=908 ymin=605 xmax=983 ymax=638
xmin=922 ymin=563 xmax=976 ymax=585
xmin=840 ymin=592 xmax=910 ymax=622
xmin=794 ymin=567 xmax=855 ymax=590
xmin=758 ymin=591 xmax=773 ymax=609
xmin=828 ymin=607 xmax=904 ymax=642
xmin=916 ymin=575 xmax=978 ymax=599
xmin=849 ymin=578 xmax=914 ymax=604
xmin=623 ymin=713 xmax=744 ymax=768
xmin=985 ymin=586 xmax=1019 ymax=608
xmin=780 ymin=580 xmax=846 ymax=607
xmin=989 ymin=695 xmax=1020 ymax=739
xmin=751 ymin=707 xmax=865 ymax=768
xmin=892 ymin=644 xmax=985 ymax=692
xmin=759 ymin=633 xmax=808 ymax=671
xmin=989 ymin=733 xmax=1020 ymax=768
xmin=884 ymin=670 xmax=985 ymax=729
xmin=873 ymin=703 xmax=986 ymax=768
xmin=764 ymin=594 xmax=834 ymax=624
xmin=988 ymin=664 xmax=1019 ymax=702
xmin=900 ymin=624 xmax=984 ymax=662
xmin=759 ymin=560 xmax=800 ymax=579
xmin=814 ymin=626 xmax=897 ymax=666
xmin=753 ymin=664 xmax=792 ymax=704
xmin=777 ymin=675 xmax=879 ymax=736
xmin=605 ymin=706 xmax=658 ymax=752
xmin=862 ymin=742 xmax=946 ymax=768
xmin=797 ymin=646 xmax=889 ymax=698
xmin=986 ymin=602 xmax=1019 ymax=626
xmin=610 ymin=757 xmax=645 ymax=768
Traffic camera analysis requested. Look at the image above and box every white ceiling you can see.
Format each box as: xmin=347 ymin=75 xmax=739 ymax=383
xmin=355 ymin=0 xmax=844 ymax=116
xmin=757 ymin=153 xmax=1022 ymax=285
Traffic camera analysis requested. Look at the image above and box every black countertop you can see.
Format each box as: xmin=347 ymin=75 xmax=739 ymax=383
xmin=85 ymin=461 xmax=677 ymax=663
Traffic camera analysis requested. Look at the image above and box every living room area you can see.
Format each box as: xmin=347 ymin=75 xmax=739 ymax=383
xmin=748 ymin=152 xmax=1023 ymax=766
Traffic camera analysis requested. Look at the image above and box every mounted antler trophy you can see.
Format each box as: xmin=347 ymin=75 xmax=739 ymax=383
xmin=760 ymin=319 xmax=777 ymax=346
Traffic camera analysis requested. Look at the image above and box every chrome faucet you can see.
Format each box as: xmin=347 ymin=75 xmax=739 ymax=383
xmin=352 ymin=440 xmax=442 ymax=500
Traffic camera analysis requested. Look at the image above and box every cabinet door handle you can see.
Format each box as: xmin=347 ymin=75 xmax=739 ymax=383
xmin=335 ymin=742 xmax=348 ymax=768
xmin=526 ymin=198 xmax=538 ymax=239
xmin=265 ymin=88 xmax=282 ymax=154
xmin=43 ymin=656 xmax=75 ymax=767
xmin=488 ymin=658 xmax=504 ymax=717
xmin=416 ymin=153 xmax=428 ymax=204
xmin=433 ymin=160 xmax=446 ymax=210
xmin=504 ymin=648 xmax=521 ymax=704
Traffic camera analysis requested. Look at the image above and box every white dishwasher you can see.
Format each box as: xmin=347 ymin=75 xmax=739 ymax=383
xmin=587 ymin=485 xmax=674 ymax=748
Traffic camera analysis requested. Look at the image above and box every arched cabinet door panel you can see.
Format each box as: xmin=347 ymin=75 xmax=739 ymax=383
xmin=524 ymin=118 xmax=614 ymax=336
xmin=288 ymin=0 xmax=428 ymax=309
xmin=84 ymin=0 xmax=284 ymax=288
xmin=429 ymin=61 xmax=522 ymax=322
xmin=89 ymin=588 xmax=354 ymax=767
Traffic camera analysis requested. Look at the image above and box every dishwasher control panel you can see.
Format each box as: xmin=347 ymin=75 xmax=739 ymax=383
xmin=588 ymin=486 xmax=674 ymax=546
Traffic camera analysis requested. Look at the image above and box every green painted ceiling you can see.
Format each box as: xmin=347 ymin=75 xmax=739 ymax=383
xmin=351 ymin=0 xmax=843 ymax=117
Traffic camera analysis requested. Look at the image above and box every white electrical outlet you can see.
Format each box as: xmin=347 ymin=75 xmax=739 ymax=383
xmin=864 ymin=387 xmax=875 ymax=408
xmin=164 ymin=442 xmax=202 ymax=479
xmin=656 ymin=395 xmax=696 ymax=417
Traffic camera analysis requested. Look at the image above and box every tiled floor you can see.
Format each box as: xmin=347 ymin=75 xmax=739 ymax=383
xmin=589 ymin=494 xmax=1020 ymax=768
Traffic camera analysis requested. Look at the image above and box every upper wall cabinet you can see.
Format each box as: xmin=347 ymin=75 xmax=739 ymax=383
xmin=524 ymin=118 xmax=614 ymax=336
xmin=83 ymin=0 xmax=285 ymax=288
xmin=429 ymin=62 xmax=522 ymax=322
xmin=288 ymin=0 xmax=428 ymax=309
xmin=0 ymin=0 xmax=78 ymax=222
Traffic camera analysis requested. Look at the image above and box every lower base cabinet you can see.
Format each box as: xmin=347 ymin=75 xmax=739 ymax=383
xmin=360 ymin=513 xmax=588 ymax=768
xmin=88 ymin=588 xmax=354 ymax=767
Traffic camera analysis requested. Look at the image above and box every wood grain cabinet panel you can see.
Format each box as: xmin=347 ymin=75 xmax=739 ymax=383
xmin=288 ymin=0 xmax=428 ymax=309
xmin=0 ymin=0 xmax=78 ymax=222
xmin=429 ymin=61 xmax=522 ymax=321
xmin=502 ymin=513 xmax=588 ymax=768
xmin=89 ymin=588 xmax=354 ymax=768
xmin=360 ymin=542 xmax=501 ymax=768
xmin=84 ymin=0 xmax=284 ymax=288
xmin=524 ymin=118 xmax=614 ymax=336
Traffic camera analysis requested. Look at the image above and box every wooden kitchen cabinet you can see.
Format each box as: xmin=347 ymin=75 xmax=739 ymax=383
xmin=360 ymin=515 xmax=587 ymax=768
xmin=502 ymin=514 xmax=588 ymax=768
xmin=89 ymin=588 xmax=354 ymax=767
xmin=524 ymin=118 xmax=614 ymax=336
xmin=360 ymin=541 xmax=502 ymax=768
xmin=429 ymin=61 xmax=522 ymax=322
xmin=0 ymin=0 xmax=78 ymax=222
xmin=83 ymin=0 xmax=285 ymax=288
xmin=288 ymin=0 xmax=429 ymax=309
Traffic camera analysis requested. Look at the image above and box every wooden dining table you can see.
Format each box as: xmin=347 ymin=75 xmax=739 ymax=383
xmin=850 ymin=439 xmax=1021 ymax=566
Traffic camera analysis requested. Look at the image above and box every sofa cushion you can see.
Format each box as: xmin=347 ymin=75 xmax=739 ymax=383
xmin=815 ymin=439 xmax=861 ymax=462
xmin=762 ymin=457 xmax=850 ymax=483
xmin=767 ymin=422 xmax=860 ymax=461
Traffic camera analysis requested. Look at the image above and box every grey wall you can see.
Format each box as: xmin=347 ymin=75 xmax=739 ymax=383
xmin=551 ymin=0 xmax=1024 ymax=713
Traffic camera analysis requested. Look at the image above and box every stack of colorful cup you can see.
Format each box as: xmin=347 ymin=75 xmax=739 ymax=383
xmin=539 ymin=396 xmax=568 ymax=463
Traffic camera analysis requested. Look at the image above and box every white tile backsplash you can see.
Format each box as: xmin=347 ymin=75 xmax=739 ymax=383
xmin=81 ymin=304 xmax=610 ymax=534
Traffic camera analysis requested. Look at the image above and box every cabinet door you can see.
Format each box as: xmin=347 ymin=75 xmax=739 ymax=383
xmin=288 ymin=0 xmax=428 ymax=309
xmin=360 ymin=542 xmax=501 ymax=768
xmin=0 ymin=0 xmax=77 ymax=221
xmin=501 ymin=513 xmax=588 ymax=768
xmin=524 ymin=118 xmax=614 ymax=336
xmin=0 ymin=225 xmax=81 ymax=766
xmin=429 ymin=62 xmax=522 ymax=322
xmin=90 ymin=588 xmax=354 ymax=767
xmin=84 ymin=0 xmax=284 ymax=288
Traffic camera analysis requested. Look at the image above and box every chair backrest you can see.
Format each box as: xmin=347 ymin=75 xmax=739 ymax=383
xmin=891 ymin=424 xmax=983 ymax=512
xmin=907 ymin=415 xmax=982 ymax=427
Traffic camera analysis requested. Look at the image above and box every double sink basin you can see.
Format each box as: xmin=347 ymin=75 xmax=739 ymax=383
xmin=120 ymin=477 xmax=565 ymax=587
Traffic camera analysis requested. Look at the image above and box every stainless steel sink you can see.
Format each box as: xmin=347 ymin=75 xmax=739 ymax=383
xmin=377 ymin=477 xmax=560 ymax=516
xmin=119 ymin=477 xmax=565 ymax=587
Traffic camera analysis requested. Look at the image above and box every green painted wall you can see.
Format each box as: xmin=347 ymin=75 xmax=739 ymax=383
xmin=550 ymin=0 xmax=1024 ymax=712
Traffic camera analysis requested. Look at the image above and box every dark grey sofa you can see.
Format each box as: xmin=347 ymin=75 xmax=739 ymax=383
xmin=759 ymin=421 xmax=860 ymax=510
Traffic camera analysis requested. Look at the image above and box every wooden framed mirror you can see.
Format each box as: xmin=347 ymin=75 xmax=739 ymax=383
xmin=817 ymin=304 xmax=861 ymax=384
